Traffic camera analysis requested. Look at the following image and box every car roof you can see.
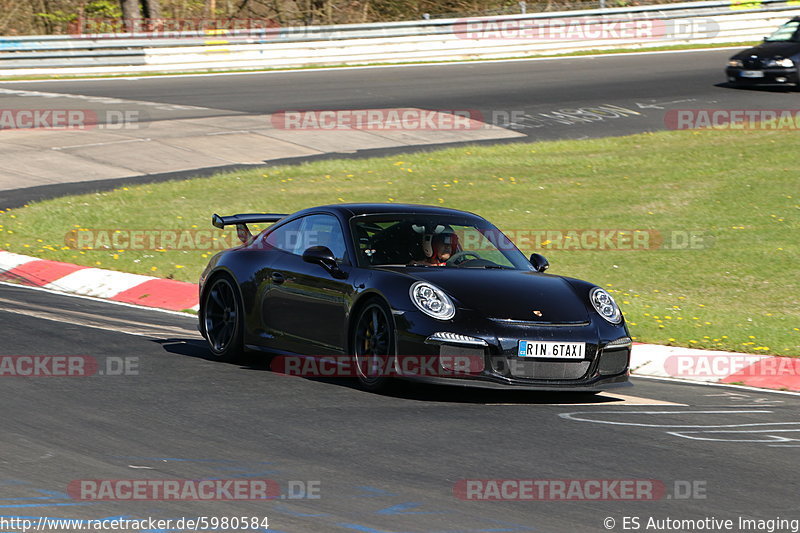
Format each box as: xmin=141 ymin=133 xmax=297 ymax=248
xmin=292 ymin=203 xmax=486 ymax=220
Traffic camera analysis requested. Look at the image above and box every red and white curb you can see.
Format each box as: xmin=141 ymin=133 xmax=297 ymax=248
xmin=0 ymin=250 xmax=199 ymax=312
xmin=631 ymin=343 xmax=800 ymax=392
xmin=2 ymin=249 xmax=797 ymax=391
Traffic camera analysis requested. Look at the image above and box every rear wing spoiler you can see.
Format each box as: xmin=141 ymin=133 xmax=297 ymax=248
xmin=212 ymin=213 xmax=287 ymax=244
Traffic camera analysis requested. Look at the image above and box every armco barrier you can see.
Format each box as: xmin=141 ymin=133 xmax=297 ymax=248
xmin=0 ymin=0 xmax=798 ymax=76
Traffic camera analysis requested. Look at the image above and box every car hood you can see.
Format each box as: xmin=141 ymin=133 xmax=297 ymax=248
xmin=387 ymin=267 xmax=591 ymax=323
xmin=734 ymin=41 xmax=800 ymax=59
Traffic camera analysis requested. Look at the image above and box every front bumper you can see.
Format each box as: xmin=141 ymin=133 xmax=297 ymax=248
xmin=725 ymin=67 xmax=799 ymax=86
xmin=393 ymin=310 xmax=631 ymax=391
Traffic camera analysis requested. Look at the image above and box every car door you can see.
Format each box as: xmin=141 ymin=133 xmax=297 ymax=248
xmin=261 ymin=214 xmax=352 ymax=355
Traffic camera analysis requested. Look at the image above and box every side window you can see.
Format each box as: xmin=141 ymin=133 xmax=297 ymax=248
xmin=263 ymin=218 xmax=305 ymax=254
xmin=298 ymin=214 xmax=348 ymax=262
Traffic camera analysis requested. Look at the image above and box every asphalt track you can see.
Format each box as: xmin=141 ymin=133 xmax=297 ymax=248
xmin=0 ymin=48 xmax=785 ymax=135
xmin=2 ymin=50 xmax=799 ymax=532
xmin=2 ymin=282 xmax=800 ymax=532
xmin=1 ymin=47 xmax=797 ymax=209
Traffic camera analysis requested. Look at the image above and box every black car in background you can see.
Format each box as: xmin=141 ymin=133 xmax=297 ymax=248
xmin=199 ymin=204 xmax=631 ymax=392
xmin=726 ymin=17 xmax=800 ymax=87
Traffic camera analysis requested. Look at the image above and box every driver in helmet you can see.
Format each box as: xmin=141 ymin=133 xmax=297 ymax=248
xmin=413 ymin=226 xmax=460 ymax=266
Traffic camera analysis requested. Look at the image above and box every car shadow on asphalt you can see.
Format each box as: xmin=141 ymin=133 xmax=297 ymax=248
xmin=360 ymin=382 xmax=622 ymax=405
xmin=715 ymin=82 xmax=796 ymax=93
xmin=156 ymin=338 xmax=622 ymax=405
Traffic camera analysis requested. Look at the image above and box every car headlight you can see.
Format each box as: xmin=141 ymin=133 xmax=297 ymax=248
xmin=410 ymin=281 xmax=455 ymax=320
xmin=766 ymin=58 xmax=794 ymax=68
xmin=727 ymin=59 xmax=743 ymax=68
xmin=590 ymin=287 xmax=622 ymax=324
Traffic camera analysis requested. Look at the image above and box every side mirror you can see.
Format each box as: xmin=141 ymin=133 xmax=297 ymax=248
xmin=302 ymin=246 xmax=347 ymax=279
xmin=529 ymin=253 xmax=549 ymax=272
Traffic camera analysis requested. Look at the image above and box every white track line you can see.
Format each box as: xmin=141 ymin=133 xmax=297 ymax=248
xmin=632 ymin=374 xmax=800 ymax=397
xmin=0 ymin=296 xmax=199 ymax=338
xmin=0 ymin=280 xmax=196 ymax=318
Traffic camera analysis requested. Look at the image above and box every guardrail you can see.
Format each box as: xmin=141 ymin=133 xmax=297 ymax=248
xmin=0 ymin=0 xmax=797 ymax=76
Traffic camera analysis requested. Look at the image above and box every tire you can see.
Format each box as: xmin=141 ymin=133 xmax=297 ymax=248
xmin=351 ymin=299 xmax=396 ymax=392
xmin=202 ymin=275 xmax=245 ymax=362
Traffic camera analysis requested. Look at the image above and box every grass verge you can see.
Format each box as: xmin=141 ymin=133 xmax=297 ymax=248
xmin=0 ymin=128 xmax=797 ymax=355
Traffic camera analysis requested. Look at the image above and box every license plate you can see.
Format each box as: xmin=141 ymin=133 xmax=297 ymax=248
xmin=740 ymin=70 xmax=764 ymax=78
xmin=517 ymin=340 xmax=585 ymax=359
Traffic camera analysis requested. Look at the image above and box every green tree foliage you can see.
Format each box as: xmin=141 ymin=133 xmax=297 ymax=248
xmin=1 ymin=0 xmax=682 ymax=35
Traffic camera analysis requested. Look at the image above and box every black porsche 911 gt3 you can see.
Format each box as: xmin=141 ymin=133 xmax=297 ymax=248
xmin=726 ymin=17 xmax=800 ymax=87
xmin=198 ymin=203 xmax=631 ymax=392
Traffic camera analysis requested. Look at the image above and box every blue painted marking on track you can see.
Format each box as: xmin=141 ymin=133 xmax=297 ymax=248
xmin=0 ymin=487 xmax=79 ymax=504
xmin=351 ymin=485 xmax=398 ymax=498
xmin=0 ymin=503 xmax=93 ymax=508
xmin=33 ymin=489 xmax=71 ymax=498
xmin=376 ymin=502 xmax=445 ymax=515
xmin=0 ymin=497 xmax=56 ymax=501
xmin=337 ymin=524 xmax=400 ymax=533
xmin=0 ymin=515 xmax=92 ymax=522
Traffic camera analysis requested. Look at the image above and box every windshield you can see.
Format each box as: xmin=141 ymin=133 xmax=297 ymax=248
xmin=350 ymin=214 xmax=532 ymax=270
xmin=765 ymin=20 xmax=800 ymax=42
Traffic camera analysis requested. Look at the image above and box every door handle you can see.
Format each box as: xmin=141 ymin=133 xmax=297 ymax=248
xmin=271 ymin=272 xmax=285 ymax=284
